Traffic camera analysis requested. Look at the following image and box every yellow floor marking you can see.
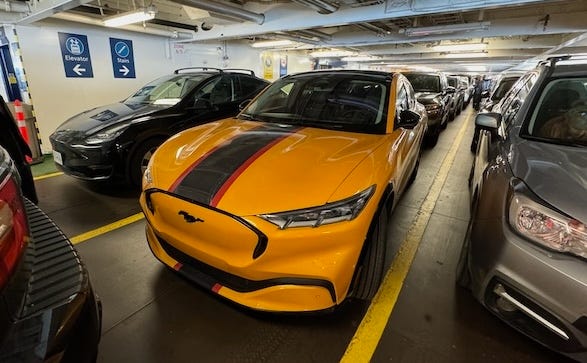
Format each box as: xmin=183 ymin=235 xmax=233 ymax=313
xmin=70 ymin=212 xmax=145 ymax=245
xmin=33 ymin=171 xmax=64 ymax=181
xmin=341 ymin=110 xmax=473 ymax=362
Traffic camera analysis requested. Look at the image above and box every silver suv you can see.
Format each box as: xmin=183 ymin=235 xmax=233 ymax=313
xmin=458 ymin=55 xmax=587 ymax=362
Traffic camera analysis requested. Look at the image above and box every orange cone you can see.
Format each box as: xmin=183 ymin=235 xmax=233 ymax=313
xmin=14 ymin=100 xmax=32 ymax=163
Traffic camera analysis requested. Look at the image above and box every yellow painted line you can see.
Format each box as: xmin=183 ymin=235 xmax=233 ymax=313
xmin=33 ymin=171 xmax=64 ymax=181
xmin=70 ymin=212 xmax=145 ymax=245
xmin=341 ymin=109 xmax=473 ymax=362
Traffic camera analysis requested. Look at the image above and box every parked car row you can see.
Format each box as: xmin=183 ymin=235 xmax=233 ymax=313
xmin=459 ymin=54 xmax=587 ymax=362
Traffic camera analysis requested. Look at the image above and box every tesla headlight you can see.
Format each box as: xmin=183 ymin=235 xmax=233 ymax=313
xmin=509 ymin=193 xmax=587 ymax=258
xmin=85 ymin=124 xmax=128 ymax=145
xmin=260 ymin=185 xmax=375 ymax=229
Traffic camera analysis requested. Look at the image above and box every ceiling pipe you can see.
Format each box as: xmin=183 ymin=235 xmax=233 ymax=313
xmin=292 ymin=0 xmax=338 ymax=14
xmin=52 ymin=12 xmax=195 ymax=39
xmin=296 ymin=29 xmax=332 ymax=41
xmin=355 ymin=23 xmax=390 ymax=35
xmin=169 ymin=0 xmax=264 ymax=25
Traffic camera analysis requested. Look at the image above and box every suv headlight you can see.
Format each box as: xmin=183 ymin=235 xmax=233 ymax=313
xmin=85 ymin=124 xmax=128 ymax=145
xmin=509 ymin=193 xmax=587 ymax=259
xmin=259 ymin=185 xmax=375 ymax=229
xmin=424 ymin=103 xmax=442 ymax=111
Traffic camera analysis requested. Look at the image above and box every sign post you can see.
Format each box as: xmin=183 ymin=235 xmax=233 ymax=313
xmin=109 ymin=38 xmax=136 ymax=79
xmin=58 ymin=32 xmax=93 ymax=78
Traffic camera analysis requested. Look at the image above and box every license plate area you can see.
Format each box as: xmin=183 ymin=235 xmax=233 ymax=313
xmin=53 ymin=150 xmax=63 ymax=165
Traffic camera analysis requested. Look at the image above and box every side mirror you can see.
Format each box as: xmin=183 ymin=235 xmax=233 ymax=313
xmin=192 ymin=98 xmax=213 ymax=111
xmin=475 ymin=112 xmax=501 ymax=131
xmin=481 ymin=90 xmax=490 ymax=98
xmin=398 ymin=109 xmax=421 ymax=129
xmin=239 ymin=99 xmax=252 ymax=111
xmin=446 ymin=86 xmax=456 ymax=94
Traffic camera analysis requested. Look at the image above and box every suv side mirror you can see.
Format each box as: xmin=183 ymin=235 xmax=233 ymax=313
xmin=398 ymin=109 xmax=421 ymax=129
xmin=475 ymin=112 xmax=501 ymax=131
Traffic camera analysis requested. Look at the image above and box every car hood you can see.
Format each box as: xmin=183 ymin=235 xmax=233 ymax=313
xmin=414 ymin=92 xmax=442 ymax=104
xmin=151 ymin=119 xmax=385 ymax=216
xmin=54 ymin=102 xmax=166 ymax=135
xmin=510 ymin=140 xmax=587 ymax=223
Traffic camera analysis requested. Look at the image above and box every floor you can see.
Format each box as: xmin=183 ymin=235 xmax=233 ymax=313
xmin=32 ymin=107 xmax=572 ymax=362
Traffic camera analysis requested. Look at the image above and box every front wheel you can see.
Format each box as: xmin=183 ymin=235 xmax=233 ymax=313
xmin=353 ymin=204 xmax=389 ymax=300
xmin=128 ymin=138 xmax=164 ymax=188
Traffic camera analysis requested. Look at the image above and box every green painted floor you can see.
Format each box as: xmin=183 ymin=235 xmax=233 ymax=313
xmin=31 ymin=154 xmax=58 ymax=177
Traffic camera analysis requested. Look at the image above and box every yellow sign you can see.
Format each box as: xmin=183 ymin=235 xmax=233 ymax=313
xmin=263 ymin=54 xmax=273 ymax=80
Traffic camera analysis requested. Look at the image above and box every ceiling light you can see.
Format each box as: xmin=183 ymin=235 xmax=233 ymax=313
xmin=445 ymin=52 xmax=488 ymax=58
xmin=401 ymin=21 xmax=490 ymax=37
xmin=433 ymin=43 xmax=487 ymax=52
xmin=310 ymin=49 xmax=354 ymax=58
xmin=251 ymin=40 xmax=294 ymax=48
xmin=104 ymin=6 xmax=157 ymax=27
xmin=341 ymin=56 xmax=381 ymax=62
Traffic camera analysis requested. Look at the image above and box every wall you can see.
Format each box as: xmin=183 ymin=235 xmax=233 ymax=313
xmin=15 ymin=20 xmax=272 ymax=152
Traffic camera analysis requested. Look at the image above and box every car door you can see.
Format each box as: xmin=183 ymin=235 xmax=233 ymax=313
xmin=471 ymin=72 xmax=538 ymax=198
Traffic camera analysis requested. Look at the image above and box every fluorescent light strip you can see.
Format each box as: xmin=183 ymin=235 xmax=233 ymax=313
xmin=310 ymin=50 xmax=355 ymax=58
xmin=445 ymin=52 xmax=488 ymax=58
xmin=403 ymin=21 xmax=490 ymax=37
xmin=104 ymin=7 xmax=156 ymax=27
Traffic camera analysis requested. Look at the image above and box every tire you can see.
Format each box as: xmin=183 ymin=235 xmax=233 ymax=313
xmin=353 ymin=203 xmax=389 ymax=300
xmin=407 ymin=152 xmax=421 ymax=187
xmin=425 ymin=125 xmax=440 ymax=148
xmin=129 ymin=138 xmax=164 ymax=188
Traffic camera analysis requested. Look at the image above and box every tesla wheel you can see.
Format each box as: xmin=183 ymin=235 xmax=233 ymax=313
xmin=354 ymin=204 xmax=389 ymax=300
xmin=129 ymin=138 xmax=164 ymax=188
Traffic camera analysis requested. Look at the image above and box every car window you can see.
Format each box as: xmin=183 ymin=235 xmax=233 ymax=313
xmin=447 ymin=77 xmax=458 ymax=88
xmin=241 ymin=73 xmax=389 ymax=134
xmin=500 ymin=73 xmax=537 ymax=127
xmin=238 ymin=75 xmax=267 ymax=98
xmin=404 ymin=73 xmax=441 ymax=93
xmin=396 ymin=84 xmax=408 ymax=114
xmin=196 ymin=76 xmax=235 ymax=105
xmin=525 ymin=78 xmax=587 ymax=146
xmin=491 ymin=77 xmax=519 ymax=101
xmin=125 ymin=75 xmax=206 ymax=106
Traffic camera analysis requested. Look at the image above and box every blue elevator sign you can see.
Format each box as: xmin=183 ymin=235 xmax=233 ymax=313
xmin=58 ymin=32 xmax=94 ymax=78
xmin=109 ymin=38 xmax=136 ymax=79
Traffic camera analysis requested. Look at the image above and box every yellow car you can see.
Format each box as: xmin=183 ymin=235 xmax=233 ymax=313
xmin=140 ymin=70 xmax=428 ymax=312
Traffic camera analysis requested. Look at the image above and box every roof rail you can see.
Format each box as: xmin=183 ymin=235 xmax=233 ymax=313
xmin=173 ymin=67 xmax=256 ymax=76
xmin=222 ymin=68 xmax=256 ymax=76
xmin=174 ymin=67 xmax=223 ymax=74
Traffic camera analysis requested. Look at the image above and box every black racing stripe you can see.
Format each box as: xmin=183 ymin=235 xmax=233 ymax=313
xmin=173 ymin=124 xmax=300 ymax=205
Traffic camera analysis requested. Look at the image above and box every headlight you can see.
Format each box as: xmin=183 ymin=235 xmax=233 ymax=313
xmin=142 ymin=157 xmax=154 ymax=190
xmin=509 ymin=193 xmax=587 ymax=259
xmin=259 ymin=185 xmax=375 ymax=229
xmin=85 ymin=124 xmax=128 ymax=145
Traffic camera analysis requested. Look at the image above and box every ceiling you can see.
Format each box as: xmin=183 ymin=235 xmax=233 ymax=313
xmin=4 ymin=0 xmax=587 ymax=73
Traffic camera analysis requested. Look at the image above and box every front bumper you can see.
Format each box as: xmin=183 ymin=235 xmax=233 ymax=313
xmin=50 ymin=136 xmax=117 ymax=181
xmin=0 ymin=200 xmax=101 ymax=362
xmin=469 ymin=217 xmax=587 ymax=360
xmin=140 ymin=190 xmax=374 ymax=312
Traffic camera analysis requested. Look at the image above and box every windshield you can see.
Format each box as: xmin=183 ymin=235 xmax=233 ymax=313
xmin=124 ymin=74 xmax=207 ymax=106
xmin=239 ymin=73 xmax=389 ymax=134
xmin=447 ymin=77 xmax=458 ymax=87
xmin=525 ymin=78 xmax=587 ymax=147
xmin=491 ymin=77 xmax=519 ymax=101
xmin=404 ymin=74 xmax=441 ymax=93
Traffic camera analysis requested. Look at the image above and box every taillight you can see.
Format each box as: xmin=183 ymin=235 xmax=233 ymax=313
xmin=0 ymin=174 xmax=29 ymax=288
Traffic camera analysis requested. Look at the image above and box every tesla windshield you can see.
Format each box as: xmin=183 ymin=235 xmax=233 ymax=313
xmin=239 ymin=73 xmax=389 ymax=134
xmin=125 ymin=75 xmax=207 ymax=106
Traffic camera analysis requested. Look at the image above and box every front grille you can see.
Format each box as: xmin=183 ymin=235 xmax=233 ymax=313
xmin=21 ymin=199 xmax=85 ymax=316
xmin=156 ymin=234 xmax=336 ymax=303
